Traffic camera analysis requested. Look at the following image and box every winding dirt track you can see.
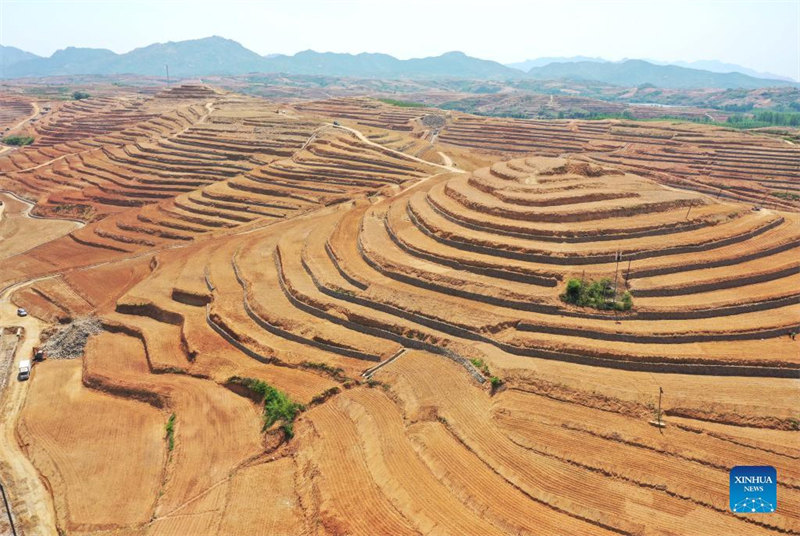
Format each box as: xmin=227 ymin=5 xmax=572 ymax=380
xmin=0 ymin=280 xmax=58 ymax=536
xmin=0 ymin=193 xmax=87 ymax=535
xmin=0 ymin=192 xmax=84 ymax=261
xmin=333 ymin=123 xmax=464 ymax=174
xmin=0 ymin=102 xmax=40 ymax=157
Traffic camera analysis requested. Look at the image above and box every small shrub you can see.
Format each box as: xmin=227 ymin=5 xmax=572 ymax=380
xmin=227 ymin=376 xmax=303 ymax=439
xmin=614 ymin=292 xmax=633 ymax=311
xmin=489 ymin=376 xmax=503 ymax=392
xmin=565 ymin=278 xmax=583 ymax=302
xmin=165 ymin=413 xmax=176 ymax=451
xmin=561 ymin=278 xmax=633 ymax=311
xmin=469 ymin=358 xmax=491 ymax=376
xmin=280 ymin=422 xmax=294 ymax=439
xmin=72 ymin=91 xmax=90 ymax=100
xmin=2 ymin=135 xmax=34 ymax=146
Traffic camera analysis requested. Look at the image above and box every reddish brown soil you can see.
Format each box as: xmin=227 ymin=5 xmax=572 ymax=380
xmin=0 ymin=88 xmax=797 ymax=536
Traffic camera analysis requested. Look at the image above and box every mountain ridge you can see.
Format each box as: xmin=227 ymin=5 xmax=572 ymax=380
xmin=1 ymin=36 xmax=794 ymax=88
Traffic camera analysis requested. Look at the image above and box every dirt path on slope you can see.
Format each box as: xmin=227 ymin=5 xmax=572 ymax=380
xmin=0 ymin=103 xmax=41 ymax=158
xmin=9 ymin=102 xmax=40 ymax=134
xmin=0 ymin=280 xmax=58 ymax=536
xmin=332 ymin=123 xmax=465 ymax=174
xmin=437 ymin=151 xmax=455 ymax=168
xmin=0 ymin=192 xmax=83 ymax=261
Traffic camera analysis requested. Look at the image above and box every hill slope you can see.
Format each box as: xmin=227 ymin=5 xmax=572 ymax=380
xmin=5 ymin=47 xmax=117 ymax=77
xmin=527 ymin=59 xmax=793 ymax=88
xmin=0 ymin=45 xmax=40 ymax=71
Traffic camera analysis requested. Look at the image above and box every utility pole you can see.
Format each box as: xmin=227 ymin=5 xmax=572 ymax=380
xmin=657 ymin=386 xmax=663 ymax=424
xmin=165 ymin=64 xmax=170 ymax=86
xmin=685 ymin=202 xmax=693 ymax=220
xmin=649 ymin=387 xmax=666 ymax=430
xmin=625 ymin=257 xmax=632 ymax=285
xmin=612 ymin=250 xmax=621 ymax=299
xmin=0 ymin=482 xmax=17 ymax=536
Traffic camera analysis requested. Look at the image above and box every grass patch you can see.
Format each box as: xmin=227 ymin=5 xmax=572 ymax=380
xmin=561 ymin=278 xmax=632 ymax=311
xmin=3 ymin=135 xmax=34 ymax=146
xmin=378 ymin=98 xmax=425 ymax=108
xmin=228 ymin=376 xmax=304 ymax=439
xmin=165 ymin=413 xmax=176 ymax=451
xmin=773 ymin=191 xmax=800 ymax=201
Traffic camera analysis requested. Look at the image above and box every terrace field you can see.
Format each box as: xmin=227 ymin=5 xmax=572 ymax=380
xmin=0 ymin=88 xmax=797 ymax=535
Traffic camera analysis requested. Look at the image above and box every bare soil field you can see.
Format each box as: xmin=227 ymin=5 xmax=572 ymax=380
xmin=0 ymin=86 xmax=797 ymax=535
xmin=297 ymin=97 xmax=800 ymax=211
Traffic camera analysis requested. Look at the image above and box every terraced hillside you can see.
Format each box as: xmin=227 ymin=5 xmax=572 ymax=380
xmin=297 ymin=97 xmax=800 ymax=211
xmin=0 ymin=95 xmax=36 ymax=131
xmin=0 ymin=87 xmax=798 ymax=536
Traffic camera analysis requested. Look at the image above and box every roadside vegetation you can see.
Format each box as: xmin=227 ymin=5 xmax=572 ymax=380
xmin=72 ymin=91 xmax=91 ymax=100
xmin=228 ymin=376 xmax=304 ymax=439
xmin=2 ymin=135 xmax=34 ymax=146
xmin=561 ymin=278 xmax=633 ymax=311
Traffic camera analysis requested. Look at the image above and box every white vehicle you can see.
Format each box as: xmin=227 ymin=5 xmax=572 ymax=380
xmin=18 ymin=360 xmax=31 ymax=381
xmin=17 ymin=308 xmax=28 ymax=317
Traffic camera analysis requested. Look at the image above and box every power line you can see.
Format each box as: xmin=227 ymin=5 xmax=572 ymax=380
xmin=0 ymin=481 xmax=17 ymax=536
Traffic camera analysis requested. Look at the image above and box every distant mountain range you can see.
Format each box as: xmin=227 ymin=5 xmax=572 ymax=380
xmin=523 ymin=59 xmax=795 ymax=89
xmin=507 ymin=56 xmax=796 ymax=83
xmin=647 ymin=59 xmax=795 ymax=83
xmin=507 ymin=56 xmax=608 ymax=71
xmin=0 ymin=45 xmax=39 ymax=68
xmin=1 ymin=37 xmax=795 ymax=89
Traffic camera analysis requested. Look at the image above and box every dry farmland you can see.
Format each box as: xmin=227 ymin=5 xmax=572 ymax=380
xmin=0 ymin=89 xmax=798 ymax=536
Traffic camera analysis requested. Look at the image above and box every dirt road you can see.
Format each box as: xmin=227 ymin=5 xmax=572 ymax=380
xmin=0 ymin=280 xmax=58 ymax=536
xmin=9 ymin=102 xmax=40 ymax=134
xmin=332 ymin=123 xmax=465 ymax=174
xmin=0 ymin=103 xmax=41 ymax=156
xmin=437 ymin=151 xmax=455 ymax=168
xmin=0 ymin=192 xmax=83 ymax=262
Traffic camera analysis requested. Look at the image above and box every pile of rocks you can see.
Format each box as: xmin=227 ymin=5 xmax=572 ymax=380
xmin=421 ymin=114 xmax=446 ymax=129
xmin=40 ymin=317 xmax=103 ymax=359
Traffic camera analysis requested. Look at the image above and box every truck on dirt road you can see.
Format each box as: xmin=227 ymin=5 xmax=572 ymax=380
xmin=18 ymin=360 xmax=31 ymax=381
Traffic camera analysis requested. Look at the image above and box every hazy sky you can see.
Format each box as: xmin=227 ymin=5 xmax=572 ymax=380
xmin=1 ymin=0 xmax=798 ymax=79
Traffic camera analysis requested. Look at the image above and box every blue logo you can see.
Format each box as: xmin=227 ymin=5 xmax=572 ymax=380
xmin=730 ymin=466 xmax=777 ymax=513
